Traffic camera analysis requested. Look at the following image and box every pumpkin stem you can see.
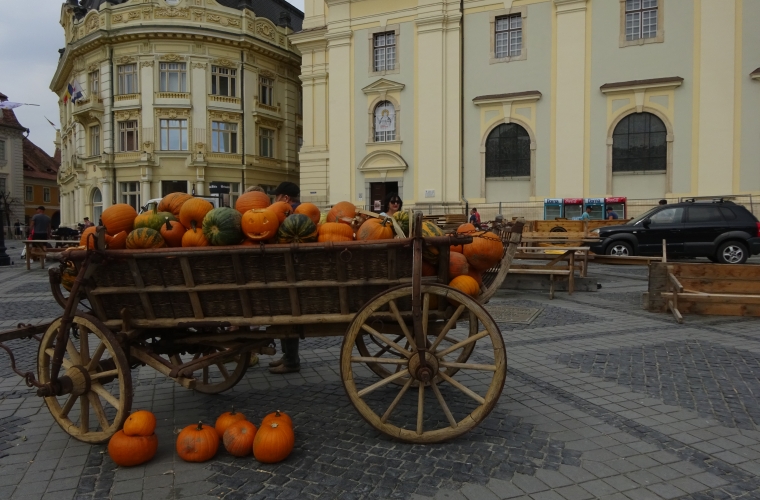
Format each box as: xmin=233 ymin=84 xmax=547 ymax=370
xmin=191 ymin=220 xmax=197 ymax=233
xmin=231 ymin=406 xmax=236 ymax=415
xmin=275 ymin=410 xmax=281 ymax=417
xmin=197 ymin=421 xmax=203 ymax=430
xmin=165 ymin=218 xmax=173 ymax=231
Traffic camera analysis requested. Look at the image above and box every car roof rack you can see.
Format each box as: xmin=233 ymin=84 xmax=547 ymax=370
xmin=679 ymin=195 xmax=735 ymax=204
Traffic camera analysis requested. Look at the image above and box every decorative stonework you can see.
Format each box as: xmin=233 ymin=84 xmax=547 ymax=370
xmin=209 ymin=111 xmax=242 ymax=122
xmin=141 ymin=61 xmax=155 ymax=68
xmin=207 ymin=15 xmax=240 ymax=27
xmin=87 ymin=62 xmax=100 ymax=72
xmin=85 ymin=14 xmax=100 ymax=33
xmin=256 ymin=117 xmax=282 ymax=130
xmin=192 ymin=63 xmax=208 ymax=69
xmin=259 ymin=69 xmax=276 ymax=79
xmin=115 ymin=56 xmax=136 ymax=65
xmin=160 ymin=54 xmax=184 ymax=62
xmin=155 ymin=7 xmax=190 ymax=19
xmin=114 ymin=109 xmax=140 ymax=121
xmin=156 ymin=108 xmax=190 ymax=119
xmin=212 ymin=58 xmax=236 ymax=68
xmin=192 ymin=10 xmax=203 ymax=22
xmin=256 ymin=21 xmax=276 ymax=39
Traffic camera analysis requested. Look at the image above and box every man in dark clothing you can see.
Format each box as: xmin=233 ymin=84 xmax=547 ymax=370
xmin=31 ymin=206 xmax=52 ymax=241
xmin=469 ymin=208 xmax=481 ymax=228
xmin=606 ymin=206 xmax=619 ymax=220
xmin=273 ymin=181 xmax=301 ymax=211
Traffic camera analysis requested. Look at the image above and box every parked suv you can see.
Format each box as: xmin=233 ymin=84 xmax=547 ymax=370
xmin=589 ymin=199 xmax=760 ymax=264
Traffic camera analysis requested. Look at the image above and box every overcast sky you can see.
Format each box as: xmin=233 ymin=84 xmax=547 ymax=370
xmin=0 ymin=0 xmax=306 ymax=157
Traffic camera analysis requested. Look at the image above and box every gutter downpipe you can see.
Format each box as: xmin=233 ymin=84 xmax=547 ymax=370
xmin=110 ymin=46 xmax=116 ymax=205
xmin=241 ymin=49 xmax=246 ymax=196
xmin=460 ymin=0 xmax=466 ymax=215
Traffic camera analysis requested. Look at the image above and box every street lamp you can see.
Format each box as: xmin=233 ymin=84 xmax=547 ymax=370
xmin=0 ymin=205 xmax=11 ymax=266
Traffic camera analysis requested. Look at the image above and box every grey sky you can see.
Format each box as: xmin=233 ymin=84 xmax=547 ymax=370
xmin=0 ymin=0 xmax=306 ymax=157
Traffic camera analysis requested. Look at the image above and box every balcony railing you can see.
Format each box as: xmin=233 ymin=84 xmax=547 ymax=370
xmin=114 ymin=94 xmax=139 ymax=102
xmin=209 ymin=95 xmax=241 ymax=105
xmin=155 ymin=92 xmax=190 ymax=99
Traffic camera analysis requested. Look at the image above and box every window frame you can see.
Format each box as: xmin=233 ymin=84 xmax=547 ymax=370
xmin=372 ymin=32 xmax=396 ymax=73
xmin=0 ymin=177 xmax=6 ymax=193
xmin=117 ymin=64 xmax=138 ymax=95
xmin=484 ymin=122 xmax=532 ymax=179
xmin=211 ymin=66 xmax=237 ymax=97
xmin=611 ymin=112 xmax=667 ymax=174
xmin=25 ymin=185 xmax=33 ymax=202
xmin=90 ymin=125 xmax=101 ymax=156
xmin=118 ymin=120 xmax=139 ymax=152
xmin=0 ymin=139 xmax=5 ymax=163
xmin=159 ymin=119 xmax=189 ymax=151
xmin=89 ymin=70 xmax=99 ymax=97
xmin=211 ymin=121 xmax=238 ymax=154
xmin=490 ymin=7 xmax=527 ymax=64
xmin=367 ymin=25 xmax=401 ymax=77
xmin=259 ymin=76 xmax=274 ymax=106
xmin=159 ymin=62 xmax=187 ymax=93
xmin=259 ymin=127 xmax=275 ymax=158
xmin=373 ymin=101 xmax=397 ymax=143
xmin=43 ymin=187 xmax=51 ymax=203
xmin=120 ymin=181 xmax=141 ymax=212
xmin=619 ymin=0 xmax=664 ymax=47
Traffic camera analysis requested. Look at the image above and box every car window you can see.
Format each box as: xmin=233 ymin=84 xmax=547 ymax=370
xmin=649 ymin=207 xmax=684 ymax=224
xmin=719 ymin=207 xmax=737 ymax=220
xmin=687 ymin=206 xmax=723 ymax=223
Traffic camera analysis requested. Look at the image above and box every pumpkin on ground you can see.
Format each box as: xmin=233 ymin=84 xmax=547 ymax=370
xmin=126 ymin=228 xmax=166 ymax=250
xmin=108 ymin=430 xmax=158 ymax=467
xmin=182 ymin=224 xmax=209 ymax=247
xmin=326 ymin=201 xmax=356 ymax=224
xmin=160 ymin=219 xmax=186 ymax=247
xmin=448 ymin=275 xmax=480 ymax=305
xmin=277 ymin=214 xmax=318 ymax=243
xmin=158 ymin=192 xmax=193 ymax=217
xmin=421 ymin=221 xmax=445 ymax=263
xmin=134 ymin=207 xmax=176 ymax=232
xmin=101 ymin=203 xmax=138 ymax=236
xmin=356 ymin=217 xmax=394 ymax=241
xmin=124 ymin=410 xmax=157 ymax=437
xmin=235 ymin=191 xmax=271 ymax=214
xmin=267 ymin=201 xmax=293 ymax=223
xmin=449 ymin=252 xmax=469 ymax=279
xmin=223 ymin=420 xmax=257 ymax=457
xmin=392 ymin=211 xmax=410 ymax=237
xmin=176 ymin=422 xmax=219 ymax=462
xmin=179 ymin=198 xmax=213 ymax=231
xmin=215 ymin=407 xmax=246 ymax=438
xmin=202 ymin=207 xmax=243 ymax=246
xmin=253 ymin=423 xmax=294 ymax=463
xmin=261 ymin=410 xmax=293 ymax=428
xmin=294 ymin=203 xmax=321 ymax=225
xmin=317 ymin=222 xmax=353 ymax=243
xmin=241 ymin=209 xmax=280 ymax=241
xmin=108 ymin=231 xmax=128 ymax=250
xmin=463 ymin=232 xmax=504 ymax=271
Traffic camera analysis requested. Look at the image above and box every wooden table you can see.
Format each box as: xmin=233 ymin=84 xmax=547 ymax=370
xmin=23 ymin=240 xmax=79 ymax=270
xmin=511 ymin=246 xmax=591 ymax=298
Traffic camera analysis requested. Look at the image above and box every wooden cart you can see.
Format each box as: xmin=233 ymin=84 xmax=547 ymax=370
xmin=0 ymin=213 xmax=523 ymax=444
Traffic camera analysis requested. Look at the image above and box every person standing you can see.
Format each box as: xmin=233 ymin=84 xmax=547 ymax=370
xmin=380 ymin=192 xmax=403 ymax=217
xmin=273 ymin=181 xmax=301 ymax=211
xmin=82 ymin=217 xmax=94 ymax=228
xmin=31 ymin=206 xmax=52 ymax=241
xmin=606 ymin=206 xmax=619 ymax=220
xmin=580 ymin=206 xmax=593 ymax=221
xmin=14 ymin=220 xmax=21 ymax=240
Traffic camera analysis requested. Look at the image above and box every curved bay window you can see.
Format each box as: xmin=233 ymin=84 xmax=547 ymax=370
xmin=374 ymin=101 xmax=396 ymax=142
xmin=485 ymin=123 xmax=530 ymax=178
xmin=612 ymin=112 xmax=666 ymax=172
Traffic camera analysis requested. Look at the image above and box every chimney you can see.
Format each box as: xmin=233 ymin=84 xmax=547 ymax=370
xmin=278 ymin=11 xmax=291 ymax=28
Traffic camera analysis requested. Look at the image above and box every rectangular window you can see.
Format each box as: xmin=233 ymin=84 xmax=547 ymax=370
xmin=117 ymin=64 xmax=138 ymax=94
xmin=259 ymin=128 xmax=274 ymax=158
xmin=229 ymin=182 xmax=241 ymax=208
xmin=0 ymin=140 xmax=5 ymax=161
xmin=211 ymin=122 xmax=238 ymax=153
xmin=25 ymin=186 xmax=33 ymax=202
xmin=0 ymin=177 xmax=5 ymax=193
xmin=160 ymin=119 xmax=188 ymax=151
xmin=373 ymin=32 xmax=396 ymax=72
xmin=211 ymin=66 xmax=236 ymax=97
xmin=626 ymin=0 xmax=658 ymax=41
xmin=43 ymin=188 xmax=51 ymax=203
xmin=159 ymin=62 xmax=187 ymax=92
xmin=89 ymin=70 xmax=99 ymax=97
xmin=495 ymin=15 xmax=522 ymax=59
xmin=259 ymin=77 xmax=274 ymax=106
xmin=118 ymin=121 xmax=139 ymax=152
xmin=120 ymin=181 xmax=141 ymax=211
xmin=90 ymin=125 xmax=101 ymax=156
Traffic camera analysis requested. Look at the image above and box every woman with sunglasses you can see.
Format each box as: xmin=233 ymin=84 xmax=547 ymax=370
xmin=380 ymin=192 xmax=403 ymax=217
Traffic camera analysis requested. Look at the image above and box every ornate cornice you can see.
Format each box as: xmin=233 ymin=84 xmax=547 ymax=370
xmin=159 ymin=54 xmax=185 ymax=62
xmin=155 ymin=108 xmax=190 ymax=119
xmin=211 ymin=58 xmax=236 ymax=68
xmin=114 ymin=109 xmax=141 ymax=121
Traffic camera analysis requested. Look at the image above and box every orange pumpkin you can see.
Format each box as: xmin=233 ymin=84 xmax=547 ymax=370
xmin=176 ymin=422 xmax=219 ymax=462
xmin=261 ymin=410 xmax=293 ymax=428
xmin=448 ymin=275 xmax=480 ymax=305
xmin=182 ymin=225 xmax=209 ymax=247
xmin=108 ymin=231 xmax=128 ymax=250
xmin=101 ymin=203 xmax=138 ymax=236
xmin=467 ymin=269 xmax=484 ymax=287
xmin=356 ymin=217 xmax=394 ymax=241
xmin=241 ymin=239 xmax=256 ymax=246
xmin=463 ymin=232 xmax=504 ymax=271
xmin=241 ymin=209 xmax=280 ymax=241
xmin=158 ymin=192 xmax=193 ymax=217
xmin=268 ymin=201 xmax=293 ymax=224
xmin=79 ymin=226 xmax=98 ymax=249
xmin=450 ymin=244 xmax=464 ymax=253
xmin=108 ymin=430 xmax=158 ymax=467
xmin=253 ymin=423 xmax=294 ymax=464
xmin=235 ymin=191 xmax=271 ymax=214
xmin=317 ymin=222 xmax=354 ymax=243
xmin=421 ymin=261 xmax=437 ymax=277
xmin=215 ymin=407 xmax=246 ymax=438
xmin=449 ymin=252 xmax=469 ymax=279
xmin=294 ymin=203 xmax=321 ymax=225
xmin=223 ymin=420 xmax=257 ymax=457
xmin=123 ymin=410 xmax=157 ymax=437
xmin=160 ymin=219 xmax=186 ymax=247
xmin=457 ymin=223 xmax=477 ymax=234
xmin=326 ymin=201 xmax=356 ymax=224
xmin=179 ymin=198 xmax=213 ymax=231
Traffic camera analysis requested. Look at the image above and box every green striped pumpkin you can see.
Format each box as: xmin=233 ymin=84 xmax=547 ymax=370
xmin=134 ymin=206 xmax=176 ymax=232
xmin=126 ymin=228 xmax=166 ymax=249
xmin=202 ymin=207 xmax=243 ymax=246
xmin=421 ymin=220 xmax=445 ymax=263
xmin=392 ymin=211 xmax=410 ymax=237
xmin=277 ymin=214 xmax=318 ymax=243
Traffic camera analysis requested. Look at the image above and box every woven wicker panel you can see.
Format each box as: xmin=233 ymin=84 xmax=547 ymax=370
xmin=136 ymin=259 xmax=168 ymax=287
xmin=397 ymin=253 xmax=413 ymax=278
xmin=250 ymin=288 xmax=291 ymax=316
xmin=293 ymin=252 xmax=336 ymax=281
xmin=240 ymin=253 xmax=287 ymax=284
xmin=148 ymin=292 xmax=193 ymax=319
xmin=93 ymin=261 xmax=135 ymax=288
xmin=349 ymin=285 xmax=389 ymax=312
xmin=190 ymin=255 xmax=237 ymax=285
xmin=198 ymin=290 xmax=243 ymax=317
xmin=344 ymin=251 xmax=389 ymax=281
xmin=159 ymin=258 xmax=186 ymax=287
xmin=102 ymin=293 xmax=144 ymax=319
xmin=298 ymin=287 xmax=341 ymax=315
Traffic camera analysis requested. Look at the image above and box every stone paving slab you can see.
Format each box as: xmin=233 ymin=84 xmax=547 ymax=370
xmin=1 ymin=245 xmax=759 ymax=499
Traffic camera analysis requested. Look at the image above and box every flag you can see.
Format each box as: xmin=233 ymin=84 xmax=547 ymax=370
xmin=70 ymin=79 xmax=84 ymax=103
xmin=64 ymin=85 xmax=72 ymax=104
xmin=45 ymin=117 xmax=59 ymax=130
xmin=0 ymin=101 xmax=24 ymax=110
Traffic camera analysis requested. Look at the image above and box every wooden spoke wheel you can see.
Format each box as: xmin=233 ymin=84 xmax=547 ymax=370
xmin=38 ymin=313 xmax=132 ymax=444
xmin=341 ymin=284 xmax=506 ymax=444
xmin=169 ymin=348 xmax=250 ymax=395
xmin=49 ymin=266 xmax=87 ymax=311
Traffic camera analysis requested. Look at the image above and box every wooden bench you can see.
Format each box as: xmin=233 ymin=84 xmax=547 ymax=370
xmin=647 ymin=262 xmax=760 ymax=322
xmin=509 ymin=246 xmax=591 ymax=298
xmin=23 ymin=240 xmax=79 ymax=270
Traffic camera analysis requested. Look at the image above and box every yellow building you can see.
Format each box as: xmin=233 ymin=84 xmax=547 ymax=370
xmin=292 ymin=0 xmax=760 ymax=208
xmin=51 ymin=0 xmax=304 ymax=226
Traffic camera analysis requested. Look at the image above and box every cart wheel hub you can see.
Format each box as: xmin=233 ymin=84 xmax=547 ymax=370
xmin=408 ymin=352 xmax=439 ymax=383
xmin=62 ymin=365 xmax=91 ymax=397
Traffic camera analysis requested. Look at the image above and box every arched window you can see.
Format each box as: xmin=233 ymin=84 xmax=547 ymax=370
xmin=612 ymin=112 xmax=666 ymax=172
xmin=485 ymin=123 xmax=530 ymax=178
xmin=374 ymin=101 xmax=396 ymax=142
xmin=92 ymin=188 xmax=103 ymax=225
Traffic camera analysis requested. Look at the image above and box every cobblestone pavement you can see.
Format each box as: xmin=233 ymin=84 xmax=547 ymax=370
xmin=1 ymin=238 xmax=760 ymax=500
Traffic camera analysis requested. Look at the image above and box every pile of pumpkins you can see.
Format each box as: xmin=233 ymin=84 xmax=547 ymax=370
xmin=107 ymin=408 xmax=294 ymax=467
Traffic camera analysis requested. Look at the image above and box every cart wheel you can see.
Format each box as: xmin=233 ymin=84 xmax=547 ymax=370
xmin=49 ymin=266 xmax=86 ymax=311
xmin=170 ymin=348 xmax=250 ymax=394
xmin=341 ymin=284 xmax=506 ymax=443
xmin=38 ymin=313 xmax=132 ymax=444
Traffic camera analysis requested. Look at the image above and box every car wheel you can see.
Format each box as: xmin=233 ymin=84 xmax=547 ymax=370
xmin=605 ymin=241 xmax=633 ymax=257
xmin=716 ymin=241 xmax=748 ymax=264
